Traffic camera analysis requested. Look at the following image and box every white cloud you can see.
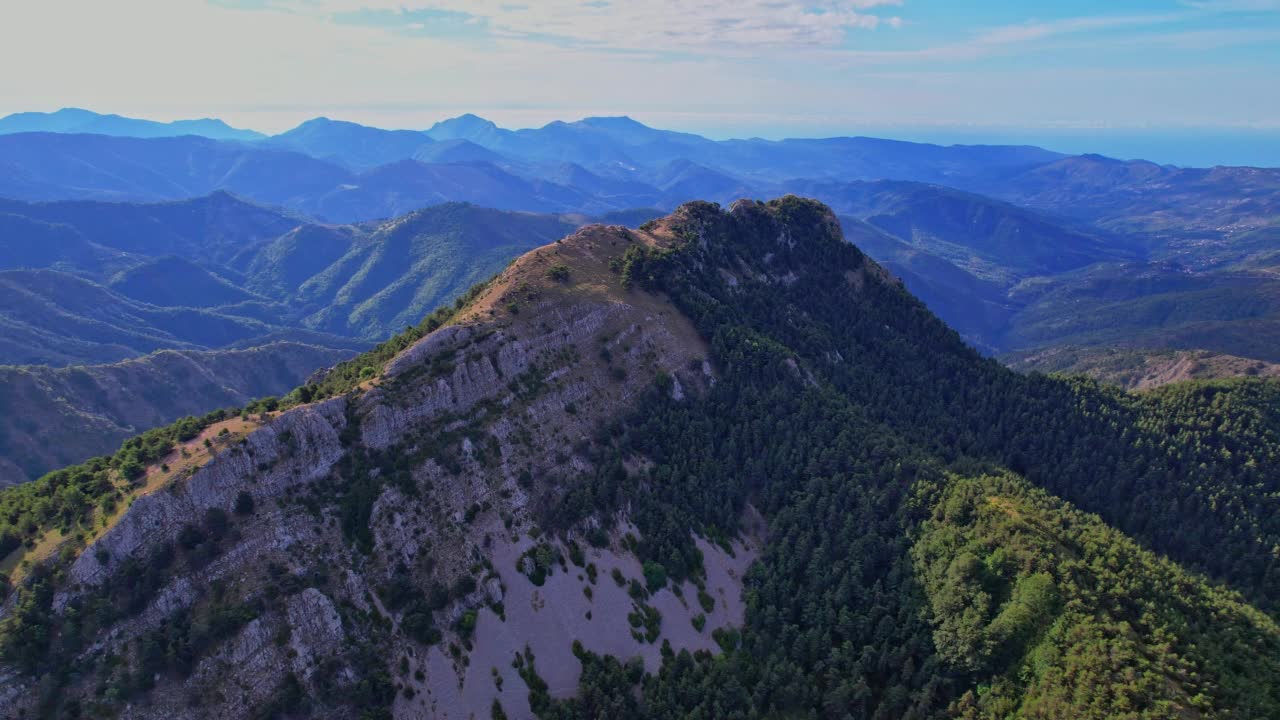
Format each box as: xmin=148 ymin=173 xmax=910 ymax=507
xmin=820 ymin=5 xmax=1263 ymax=65
xmin=254 ymin=0 xmax=904 ymax=50
xmin=1180 ymin=0 xmax=1280 ymax=10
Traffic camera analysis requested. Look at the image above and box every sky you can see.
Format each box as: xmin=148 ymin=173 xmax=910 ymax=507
xmin=1 ymin=0 xmax=1279 ymax=165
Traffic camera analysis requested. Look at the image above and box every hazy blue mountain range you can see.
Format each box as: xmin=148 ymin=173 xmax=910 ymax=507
xmin=831 ymin=182 xmax=1280 ymax=359
xmin=816 ymin=180 xmax=1132 ymax=281
xmin=263 ymin=117 xmax=439 ymax=169
xmin=0 ymin=107 xmax=263 ymax=141
xmin=1 ymin=112 xmax=1274 ymax=243
xmin=0 ymin=194 xmax=615 ymax=365
xmin=969 ymin=154 xmax=1280 ymax=252
xmin=0 ymin=191 xmax=303 ymax=265
xmin=0 ymin=133 xmax=351 ymax=209
xmin=0 ymin=268 xmax=301 ymax=366
xmin=0 ymin=113 xmax=1068 ymax=220
xmin=420 ymin=113 xmax=1064 ymax=183
xmin=2 ymin=109 xmax=1278 ymax=374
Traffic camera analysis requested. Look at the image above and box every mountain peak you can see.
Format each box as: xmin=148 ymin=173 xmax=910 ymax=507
xmin=579 ymin=115 xmax=648 ymax=129
xmin=673 ymin=195 xmax=848 ymax=257
xmin=429 ymin=113 xmax=499 ymax=133
xmin=277 ymin=116 xmax=432 ymax=137
xmin=424 ymin=114 xmax=506 ymax=146
xmin=203 ymin=188 xmax=241 ymax=202
xmin=412 ymin=137 xmax=502 ymax=164
xmin=285 ymin=116 xmax=350 ymax=131
xmin=51 ymin=107 xmax=99 ymax=118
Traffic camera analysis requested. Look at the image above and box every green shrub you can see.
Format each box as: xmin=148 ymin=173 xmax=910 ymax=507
xmin=642 ymin=560 xmax=667 ymax=592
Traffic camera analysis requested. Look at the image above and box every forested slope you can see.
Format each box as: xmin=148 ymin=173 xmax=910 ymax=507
xmin=533 ymin=198 xmax=1280 ymax=718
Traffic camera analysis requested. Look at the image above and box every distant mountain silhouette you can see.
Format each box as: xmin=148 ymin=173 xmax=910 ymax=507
xmin=0 ymin=118 xmax=1078 ymax=221
xmin=3 ymin=110 xmax=1279 ymax=369
xmin=0 ymin=133 xmax=349 ymax=205
xmin=0 ymin=191 xmax=303 ymax=264
xmin=0 ymin=195 xmax=633 ymax=364
xmin=0 ymin=107 xmax=263 ymax=141
xmin=265 ymin=117 xmax=433 ymax=168
xmin=412 ymin=138 xmax=505 ymax=164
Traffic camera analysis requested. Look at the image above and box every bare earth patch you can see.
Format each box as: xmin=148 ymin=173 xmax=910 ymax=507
xmin=401 ymin=524 xmax=759 ymax=719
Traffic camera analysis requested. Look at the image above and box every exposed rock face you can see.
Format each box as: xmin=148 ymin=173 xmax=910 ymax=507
xmin=0 ymin=214 xmax=748 ymax=719
xmin=63 ymin=397 xmax=349 ymax=593
xmin=107 ymin=588 xmax=348 ymax=720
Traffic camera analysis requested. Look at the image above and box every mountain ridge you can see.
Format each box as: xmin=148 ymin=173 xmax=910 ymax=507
xmin=1 ymin=196 xmax=1277 ymax=719
xmin=1005 ymin=345 xmax=1280 ymax=389
xmin=0 ymin=108 xmax=264 ymax=142
xmin=0 ymin=197 xmax=597 ymax=366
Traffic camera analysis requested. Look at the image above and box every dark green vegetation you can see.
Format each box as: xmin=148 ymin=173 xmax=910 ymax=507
xmin=791 ymin=180 xmax=1131 ymax=349
xmin=532 ymin=198 xmax=1280 ymax=718
xmin=0 ymin=407 xmax=228 ymax=571
xmin=0 ymin=342 xmax=353 ymax=486
xmin=912 ymin=473 xmax=1280 ymax=718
